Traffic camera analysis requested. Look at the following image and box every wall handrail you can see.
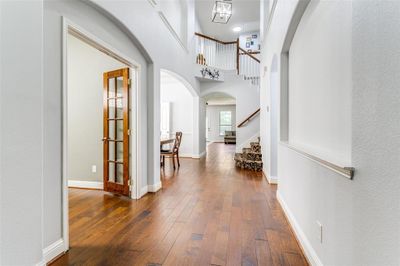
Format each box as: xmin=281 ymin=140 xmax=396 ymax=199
xmin=237 ymin=108 xmax=261 ymax=128
xmin=280 ymin=141 xmax=355 ymax=180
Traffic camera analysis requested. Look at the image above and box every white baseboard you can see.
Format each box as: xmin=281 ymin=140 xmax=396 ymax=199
xmin=263 ymin=171 xmax=278 ymax=184
xmin=140 ymin=185 xmax=148 ymax=198
xmin=192 ymin=150 xmax=206 ymax=159
xmin=37 ymin=238 xmax=66 ymax=266
xmin=68 ymin=180 xmax=103 ymax=189
xmin=138 ymin=182 xmax=162 ymax=198
xmin=148 ymin=182 xmax=162 ymax=192
xmin=178 ymin=153 xmax=193 ymax=158
xmin=268 ymin=175 xmax=278 ymax=184
xmin=277 ymin=191 xmax=323 ymax=266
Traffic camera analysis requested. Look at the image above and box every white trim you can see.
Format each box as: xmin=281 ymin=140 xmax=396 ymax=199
xmin=267 ymin=175 xmax=278 ymax=184
xmin=147 ymin=0 xmax=157 ymax=7
xmin=148 ymin=182 xmax=162 ymax=192
xmin=177 ymin=153 xmax=193 ymax=158
xmin=192 ymin=150 xmax=206 ymax=159
xmin=277 ymin=191 xmax=323 ymax=266
xmin=157 ymin=11 xmax=188 ymax=52
xmin=139 ymin=186 xmax=148 ymax=198
xmin=68 ymin=180 xmax=103 ymax=189
xmin=263 ymin=170 xmax=278 ymax=184
xmin=42 ymin=239 xmax=66 ymax=265
xmin=62 ymin=17 xmax=142 ymax=252
xmin=61 ymin=17 xmax=70 ymax=253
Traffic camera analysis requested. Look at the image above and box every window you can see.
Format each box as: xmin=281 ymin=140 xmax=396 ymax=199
xmin=219 ymin=111 xmax=232 ymax=136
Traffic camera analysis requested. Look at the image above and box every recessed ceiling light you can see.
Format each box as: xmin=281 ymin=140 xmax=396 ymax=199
xmin=233 ymin=27 xmax=242 ymax=32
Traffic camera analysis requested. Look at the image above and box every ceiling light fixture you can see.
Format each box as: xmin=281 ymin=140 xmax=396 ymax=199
xmin=212 ymin=1 xmax=232 ymax=24
xmin=232 ymin=26 xmax=242 ymax=32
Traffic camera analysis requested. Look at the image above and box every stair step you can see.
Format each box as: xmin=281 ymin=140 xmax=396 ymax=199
xmin=234 ymin=152 xmax=263 ymax=171
xmin=243 ymin=160 xmax=263 ymax=171
xmin=243 ymin=152 xmax=262 ymax=161
xmin=242 ymin=147 xmax=252 ymax=153
xmin=250 ymin=142 xmax=261 ymax=153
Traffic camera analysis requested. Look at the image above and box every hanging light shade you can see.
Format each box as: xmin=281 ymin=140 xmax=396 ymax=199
xmin=212 ymin=1 xmax=232 ymax=24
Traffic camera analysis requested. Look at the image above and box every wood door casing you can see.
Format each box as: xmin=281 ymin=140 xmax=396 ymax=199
xmin=103 ymin=68 xmax=130 ymax=196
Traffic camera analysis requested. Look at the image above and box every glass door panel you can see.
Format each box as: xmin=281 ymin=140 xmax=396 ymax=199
xmin=103 ymin=68 xmax=130 ymax=196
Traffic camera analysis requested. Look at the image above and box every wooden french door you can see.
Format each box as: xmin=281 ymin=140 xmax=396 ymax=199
xmin=103 ymin=68 xmax=130 ymax=196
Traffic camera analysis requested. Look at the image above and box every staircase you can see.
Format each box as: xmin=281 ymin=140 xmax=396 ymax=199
xmin=234 ymin=137 xmax=263 ymax=171
xmin=195 ymin=32 xmax=260 ymax=86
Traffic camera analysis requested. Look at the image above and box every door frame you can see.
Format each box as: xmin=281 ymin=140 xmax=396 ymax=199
xmin=62 ymin=17 xmax=142 ymax=251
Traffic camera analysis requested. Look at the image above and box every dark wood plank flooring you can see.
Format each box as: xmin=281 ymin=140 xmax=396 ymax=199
xmin=51 ymin=143 xmax=308 ymax=266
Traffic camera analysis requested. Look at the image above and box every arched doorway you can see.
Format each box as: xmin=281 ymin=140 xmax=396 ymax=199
xmin=160 ymin=69 xmax=198 ymax=159
xmin=203 ymin=92 xmax=236 ymax=145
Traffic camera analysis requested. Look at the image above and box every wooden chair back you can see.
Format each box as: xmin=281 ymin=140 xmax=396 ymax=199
xmin=173 ymin=132 xmax=183 ymax=153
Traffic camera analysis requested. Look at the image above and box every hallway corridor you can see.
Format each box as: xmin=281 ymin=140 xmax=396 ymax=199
xmin=52 ymin=143 xmax=307 ymax=266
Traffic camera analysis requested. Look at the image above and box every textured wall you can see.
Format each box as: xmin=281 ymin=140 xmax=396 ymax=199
xmin=352 ymin=1 xmax=400 ymax=264
xmin=260 ymin=0 xmax=400 ymax=265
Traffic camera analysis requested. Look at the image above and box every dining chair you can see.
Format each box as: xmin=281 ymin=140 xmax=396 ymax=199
xmin=161 ymin=132 xmax=182 ymax=169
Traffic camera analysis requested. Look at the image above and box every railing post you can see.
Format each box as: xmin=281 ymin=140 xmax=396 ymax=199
xmin=236 ymin=38 xmax=239 ymax=75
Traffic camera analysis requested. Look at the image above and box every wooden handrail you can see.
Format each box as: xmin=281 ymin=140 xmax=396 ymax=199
xmin=239 ymin=51 xmax=260 ymax=55
xmin=238 ymin=47 xmax=260 ymax=63
xmin=237 ymin=108 xmax=261 ymax=128
xmin=195 ymin=32 xmax=237 ymax=45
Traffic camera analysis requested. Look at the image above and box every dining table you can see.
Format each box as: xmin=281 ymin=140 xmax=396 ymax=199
xmin=160 ymin=137 xmax=175 ymax=167
xmin=160 ymin=137 xmax=175 ymax=146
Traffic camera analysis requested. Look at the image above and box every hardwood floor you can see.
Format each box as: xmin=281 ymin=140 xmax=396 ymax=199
xmin=52 ymin=143 xmax=308 ymax=266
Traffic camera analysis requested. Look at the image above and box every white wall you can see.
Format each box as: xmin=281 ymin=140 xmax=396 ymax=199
xmin=261 ymin=1 xmax=355 ymax=265
xmin=0 ymin=1 xmax=44 ymax=265
xmin=239 ymin=31 xmax=260 ymax=51
xmin=91 ymin=0 xmax=201 ymax=195
xmin=201 ymin=72 xmax=260 ymax=152
xmin=44 ymin=0 xmax=149 ymax=255
xmin=158 ymin=0 xmax=188 ymax=47
xmin=352 ymin=1 xmax=400 ymax=264
xmin=2 ymin=0 xmax=199 ymax=264
xmin=67 ymin=34 xmax=127 ymax=183
xmin=206 ymin=105 xmax=236 ymax=142
xmin=260 ymin=0 xmax=400 ymax=265
xmin=288 ymin=0 xmax=352 ymax=166
xmin=160 ymin=72 xmax=194 ymax=157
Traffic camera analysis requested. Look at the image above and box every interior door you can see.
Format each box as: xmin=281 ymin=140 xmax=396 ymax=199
xmin=160 ymin=102 xmax=171 ymax=139
xmin=103 ymin=68 xmax=130 ymax=196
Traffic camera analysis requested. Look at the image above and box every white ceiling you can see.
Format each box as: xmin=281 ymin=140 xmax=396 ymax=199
xmin=195 ymin=0 xmax=260 ymax=41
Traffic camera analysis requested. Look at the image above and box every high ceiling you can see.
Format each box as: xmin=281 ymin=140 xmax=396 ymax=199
xmin=195 ymin=0 xmax=260 ymax=41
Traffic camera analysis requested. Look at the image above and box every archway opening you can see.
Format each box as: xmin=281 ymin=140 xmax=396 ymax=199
xmin=160 ymin=70 xmax=197 ymax=172
xmin=203 ymin=92 xmax=237 ymax=145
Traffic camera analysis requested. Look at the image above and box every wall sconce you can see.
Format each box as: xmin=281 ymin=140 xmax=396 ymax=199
xmin=212 ymin=1 xmax=232 ymax=24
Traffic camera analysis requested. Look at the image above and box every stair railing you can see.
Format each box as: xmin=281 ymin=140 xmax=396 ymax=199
xmin=195 ymin=32 xmax=238 ymax=70
xmin=239 ymin=48 xmax=260 ymax=86
xmin=195 ymin=32 xmax=260 ymax=83
xmin=237 ymin=108 xmax=261 ymax=128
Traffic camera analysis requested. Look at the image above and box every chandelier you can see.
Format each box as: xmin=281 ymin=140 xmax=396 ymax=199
xmin=212 ymin=1 xmax=232 ymax=24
